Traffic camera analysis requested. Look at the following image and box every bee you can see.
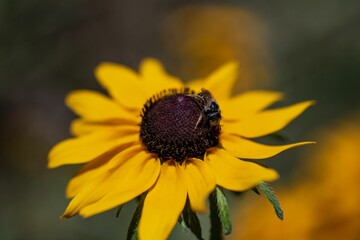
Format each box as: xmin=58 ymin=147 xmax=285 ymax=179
xmin=192 ymin=88 xmax=221 ymax=130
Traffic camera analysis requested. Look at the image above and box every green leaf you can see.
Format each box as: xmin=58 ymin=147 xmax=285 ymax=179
xmin=257 ymin=182 xmax=284 ymax=220
xmin=182 ymin=201 xmax=203 ymax=240
xmin=126 ymin=195 xmax=145 ymax=240
xmin=215 ymin=187 xmax=232 ymax=235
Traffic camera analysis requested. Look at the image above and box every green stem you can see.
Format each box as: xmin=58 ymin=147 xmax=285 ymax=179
xmin=209 ymin=191 xmax=223 ymax=240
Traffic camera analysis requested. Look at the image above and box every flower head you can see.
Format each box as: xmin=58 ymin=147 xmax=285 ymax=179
xmin=48 ymin=58 xmax=314 ymax=239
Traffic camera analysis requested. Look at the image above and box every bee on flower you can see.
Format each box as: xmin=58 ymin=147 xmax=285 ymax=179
xmin=48 ymin=58 xmax=314 ymax=240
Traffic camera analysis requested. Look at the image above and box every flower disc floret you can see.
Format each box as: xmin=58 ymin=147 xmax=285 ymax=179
xmin=140 ymin=89 xmax=220 ymax=163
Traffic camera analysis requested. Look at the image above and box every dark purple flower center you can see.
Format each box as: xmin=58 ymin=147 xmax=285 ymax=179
xmin=140 ymin=89 xmax=221 ymax=164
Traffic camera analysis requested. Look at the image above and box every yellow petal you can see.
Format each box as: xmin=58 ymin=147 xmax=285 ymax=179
xmin=66 ymin=144 xmax=143 ymax=198
xmin=139 ymin=58 xmax=184 ymax=93
xmin=139 ymin=160 xmax=187 ymax=240
xmin=66 ymin=90 xmax=136 ymax=121
xmin=95 ymin=62 xmax=149 ymax=110
xmin=183 ymin=159 xmax=216 ymax=213
xmin=62 ymin=172 xmax=108 ymax=218
xmin=221 ymin=133 xmax=315 ymax=159
xmin=221 ymin=90 xmax=284 ymax=120
xmin=70 ymin=119 xmax=139 ymax=136
xmin=79 ymin=154 xmax=160 ymax=217
xmin=48 ymin=131 xmax=138 ymax=168
xmin=189 ymin=61 xmax=239 ymax=99
xmin=63 ymin=146 xmax=154 ymax=218
xmin=205 ymin=148 xmax=279 ymax=191
xmin=65 ymin=150 xmax=113 ymax=199
xmin=222 ymin=101 xmax=315 ymax=138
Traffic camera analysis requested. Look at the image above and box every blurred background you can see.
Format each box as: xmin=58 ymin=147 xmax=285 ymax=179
xmin=1 ymin=0 xmax=359 ymax=239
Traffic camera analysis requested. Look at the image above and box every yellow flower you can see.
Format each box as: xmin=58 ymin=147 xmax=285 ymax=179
xmin=48 ymin=58 xmax=313 ymax=240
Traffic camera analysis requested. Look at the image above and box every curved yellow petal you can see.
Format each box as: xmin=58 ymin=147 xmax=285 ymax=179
xmin=63 ymin=146 xmax=154 ymax=218
xmin=66 ymin=144 xmax=144 ymax=198
xmin=221 ymin=133 xmax=315 ymax=159
xmin=62 ymin=171 xmax=108 ymax=218
xmin=70 ymin=119 xmax=139 ymax=136
xmin=189 ymin=61 xmax=239 ymax=99
xmin=139 ymin=160 xmax=187 ymax=240
xmin=48 ymin=131 xmax=139 ymax=168
xmin=221 ymin=90 xmax=284 ymax=121
xmin=65 ymin=150 xmax=115 ymax=199
xmin=183 ymin=159 xmax=216 ymax=213
xmin=95 ymin=62 xmax=149 ymax=110
xmin=222 ymin=101 xmax=315 ymax=138
xmin=205 ymin=148 xmax=279 ymax=191
xmin=139 ymin=58 xmax=184 ymax=93
xmin=79 ymin=154 xmax=160 ymax=217
xmin=66 ymin=90 xmax=136 ymax=121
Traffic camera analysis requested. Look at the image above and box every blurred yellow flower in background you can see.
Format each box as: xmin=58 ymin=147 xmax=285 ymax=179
xmin=163 ymin=5 xmax=272 ymax=92
xmin=231 ymin=114 xmax=360 ymax=240
xmin=48 ymin=58 xmax=313 ymax=239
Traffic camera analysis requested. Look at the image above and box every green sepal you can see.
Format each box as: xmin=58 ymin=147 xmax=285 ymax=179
xmin=130 ymin=231 xmax=138 ymax=240
xmin=257 ymin=181 xmax=284 ymax=220
xmin=182 ymin=201 xmax=203 ymax=240
xmin=178 ymin=215 xmax=188 ymax=232
xmin=126 ymin=195 xmax=145 ymax=240
xmin=215 ymin=187 xmax=232 ymax=235
xmin=252 ymin=187 xmax=260 ymax=195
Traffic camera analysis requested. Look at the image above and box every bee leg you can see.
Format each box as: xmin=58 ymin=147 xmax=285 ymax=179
xmin=194 ymin=112 xmax=204 ymax=130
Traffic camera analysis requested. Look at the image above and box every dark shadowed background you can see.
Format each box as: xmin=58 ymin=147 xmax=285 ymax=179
xmin=1 ymin=0 xmax=359 ymax=239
